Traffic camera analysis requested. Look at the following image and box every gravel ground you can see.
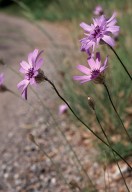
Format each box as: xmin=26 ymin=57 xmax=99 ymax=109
xmin=0 ymin=13 xmax=131 ymax=192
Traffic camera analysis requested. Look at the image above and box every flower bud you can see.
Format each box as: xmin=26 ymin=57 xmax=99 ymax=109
xmin=87 ymin=96 xmax=95 ymax=110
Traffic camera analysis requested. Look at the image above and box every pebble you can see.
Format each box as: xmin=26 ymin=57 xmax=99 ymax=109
xmin=4 ymin=173 xmax=9 ymax=179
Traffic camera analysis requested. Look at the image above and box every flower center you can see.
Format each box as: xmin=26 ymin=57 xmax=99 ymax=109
xmin=91 ymin=69 xmax=100 ymax=79
xmin=27 ymin=68 xmax=34 ymax=79
xmin=92 ymin=25 xmax=101 ymax=38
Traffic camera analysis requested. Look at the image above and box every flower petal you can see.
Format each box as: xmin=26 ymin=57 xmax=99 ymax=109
xmin=77 ymin=65 xmax=90 ymax=75
xmin=102 ymin=35 xmax=115 ymax=47
xmin=30 ymin=78 xmax=36 ymax=85
xmin=17 ymin=79 xmax=29 ymax=91
xmin=20 ymin=61 xmax=30 ymax=71
xmin=100 ymin=56 xmax=108 ymax=72
xmin=35 ymin=58 xmax=43 ymax=70
xmin=17 ymin=79 xmax=29 ymax=100
xmin=87 ymin=58 xmax=96 ymax=69
xmin=22 ymin=87 xmax=28 ymax=100
xmin=73 ymin=75 xmax=91 ymax=83
xmin=28 ymin=49 xmax=39 ymax=66
xmin=107 ymin=12 xmax=116 ymax=23
xmin=107 ymin=18 xmax=117 ymax=27
xmin=19 ymin=67 xmax=27 ymax=74
xmin=0 ymin=73 xmax=4 ymax=85
xmin=107 ymin=26 xmax=120 ymax=33
xmin=80 ymin=22 xmax=91 ymax=32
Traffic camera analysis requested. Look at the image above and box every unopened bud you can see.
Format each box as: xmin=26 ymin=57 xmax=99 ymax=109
xmin=87 ymin=96 xmax=95 ymax=110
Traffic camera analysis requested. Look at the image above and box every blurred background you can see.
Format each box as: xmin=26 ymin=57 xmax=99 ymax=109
xmin=0 ymin=0 xmax=131 ymax=191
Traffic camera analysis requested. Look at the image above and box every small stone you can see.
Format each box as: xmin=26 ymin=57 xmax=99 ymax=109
xmin=15 ymin=179 xmax=21 ymax=185
xmin=4 ymin=173 xmax=9 ymax=179
xmin=14 ymin=174 xmax=19 ymax=179
xmin=8 ymin=132 xmax=14 ymax=138
xmin=40 ymin=174 xmax=44 ymax=180
xmin=30 ymin=164 xmax=37 ymax=172
xmin=51 ymin=177 xmax=56 ymax=185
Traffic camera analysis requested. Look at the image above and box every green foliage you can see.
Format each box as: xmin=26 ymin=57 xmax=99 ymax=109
xmin=54 ymin=0 xmax=132 ymax=162
xmin=98 ymin=141 xmax=132 ymax=163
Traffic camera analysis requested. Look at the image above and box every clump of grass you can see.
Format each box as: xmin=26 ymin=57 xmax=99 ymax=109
xmin=98 ymin=141 xmax=132 ymax=163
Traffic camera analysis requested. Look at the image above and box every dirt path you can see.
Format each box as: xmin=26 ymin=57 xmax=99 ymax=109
xmin=0 ymin=13 xmax=131 ymax=192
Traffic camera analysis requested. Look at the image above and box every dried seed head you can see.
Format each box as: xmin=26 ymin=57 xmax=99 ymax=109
xmin=87 ymin=96 xmax=95 ymax=110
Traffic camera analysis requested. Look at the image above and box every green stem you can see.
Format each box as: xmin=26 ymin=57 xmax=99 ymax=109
xmin=32 ymin=89 xmax=96 ymax=191
xmin=7 ymin=65 xmax=95 ymax=190
xmin=95 ymin=110 xmax=130 ymax=192
xmin=108 ymin=45 xmax=132 ymax=81
xmin=45 ymin=77 xmax=132 ymax=170
xmin=103 ymin=82 xmax=132 ymax=143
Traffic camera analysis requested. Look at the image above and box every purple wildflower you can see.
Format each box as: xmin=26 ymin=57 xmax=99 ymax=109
xmin=80 ymin=13 xmax=120 ymax=52
xmin=0 ymin=73 xmax=4 ymax=86
xmin=93 ymin=5 xmax=103 ymax=16
xmin=17 ymin=49 xmax=44 ymax=100
xmin=59 ymin=104 xmax=68 ymax=115
xmin=73 ymin=52 xmax=108 ymax=84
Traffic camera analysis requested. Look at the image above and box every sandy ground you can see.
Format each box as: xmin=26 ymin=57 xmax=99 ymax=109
xmin=0 ymin=13 xmax=131 ymax=192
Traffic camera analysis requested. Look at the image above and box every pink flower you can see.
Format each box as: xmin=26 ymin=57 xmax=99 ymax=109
xmin=80 ymin=13 xmax=120 ymax=52
xmin=93 ymin=5 xmax=103 ymax=16
xmin=59 ymin=104 xmax=68 ymax=115
xmin=73 ymin=52 xmax=108 ymax=84
xmin=17 ymin=49 xmax=44 ymax=100
xmin=0 ymin=73 xmax=4 ymax=86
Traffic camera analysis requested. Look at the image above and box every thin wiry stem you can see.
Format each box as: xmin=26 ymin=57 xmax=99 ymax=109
xmin=103 ymin=82 xmax=132 ymax=143
xmin=7 ymin=65 xmax=96 ymax=190
xmin=32 ymin=89 xmax=96 ymax=192
xmin=108 ymin=45 xmax=132 ymax=81
xmin=94 ymin=110 xmax=130 ymax=192
xmin=45 ymin=76 xmax=132 ymax=170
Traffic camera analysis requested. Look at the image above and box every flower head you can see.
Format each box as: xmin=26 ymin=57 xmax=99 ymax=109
xmin=80 ymin=13 xmax=120 ymax=52
xmin=59 ymin=104 xmax=68 ymax=115
xmin=73 ymin=52 xmax=108 ymax=84
xmin=93 ymin=5 xmax=103 ymax=16
xmin=17 ymin=49 xmax=44 ymax=100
